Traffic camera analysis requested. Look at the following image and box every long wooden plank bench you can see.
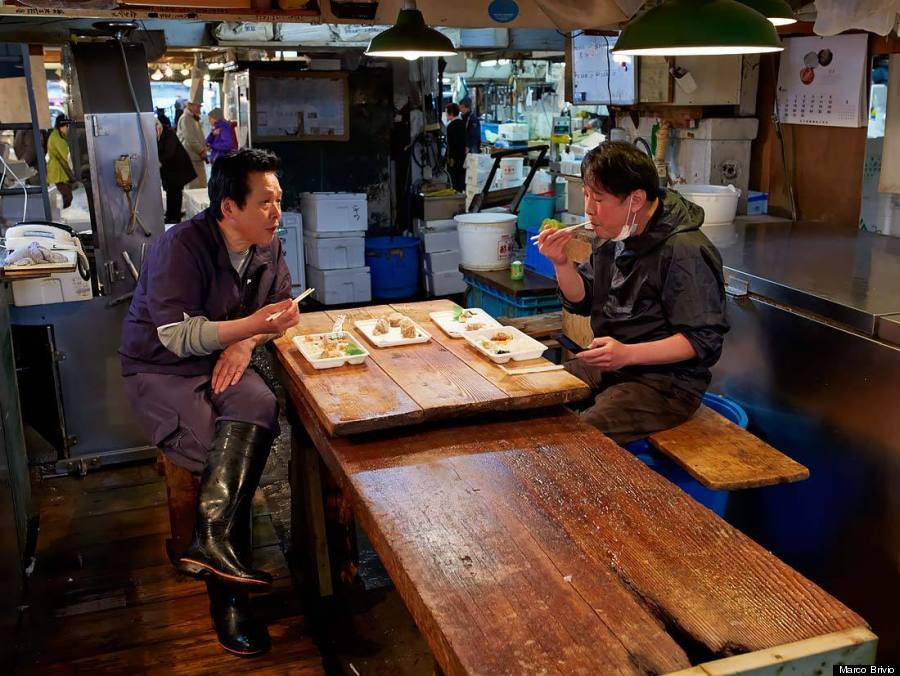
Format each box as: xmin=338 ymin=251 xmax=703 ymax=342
xmin=648 ymin=404 xmax=809 ymax=490
xmin=283 ymin=392 xmax=875 ymax=675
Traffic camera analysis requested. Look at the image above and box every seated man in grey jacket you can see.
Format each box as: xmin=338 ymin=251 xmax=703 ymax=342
xmin=537 ymin=141 xmax=729 ymax=444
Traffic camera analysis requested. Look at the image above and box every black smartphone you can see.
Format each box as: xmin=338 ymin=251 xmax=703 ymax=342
xmin=555 ymin=334 xmax=585 ymax=354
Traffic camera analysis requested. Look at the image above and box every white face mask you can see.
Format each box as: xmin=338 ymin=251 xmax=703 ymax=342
xmin=611 ymin=193 xmax=639 ymax=242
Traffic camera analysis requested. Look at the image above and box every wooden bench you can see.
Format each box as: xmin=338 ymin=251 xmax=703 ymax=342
xmin=649 ymin=405 xmax=809 ymax=490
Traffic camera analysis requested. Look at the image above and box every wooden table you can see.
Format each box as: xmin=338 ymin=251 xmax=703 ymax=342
xmin=273 ymin=300 xmax=875 ymax=674
xmin=273 ymin=299 xmax=590 ymax=436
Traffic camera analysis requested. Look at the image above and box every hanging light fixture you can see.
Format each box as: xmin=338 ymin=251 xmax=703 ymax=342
xmin=164 ymin=66 xmax=174 ymax=77
xmin=365 ymin=0 xmax=457 ymax=61
xmin=736 ymin=0 xmax=796 ymax=26
xmin=150 ymin=67 xmax=164 ymax=81
xmin=613 ymin=0 xmax=784 ymax=56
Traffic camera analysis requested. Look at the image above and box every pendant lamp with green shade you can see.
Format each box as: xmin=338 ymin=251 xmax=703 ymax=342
xmin=737 ymin=0 xmax=796 ymax=25
xmin=365 ymin=0 xmax=457 ymax=61
xmin=613 ymin=0 xmax=784 ymax=56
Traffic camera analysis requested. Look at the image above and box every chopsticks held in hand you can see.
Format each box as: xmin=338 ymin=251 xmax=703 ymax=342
xmin=265 ymin=287 xmax=315 ymax=322
xmin=529 ymin=220 xmax=592 ymax=242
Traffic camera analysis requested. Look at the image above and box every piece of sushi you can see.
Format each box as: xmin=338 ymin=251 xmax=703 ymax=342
xmin=373 ymin=317 xmax=391 ymax=335
xmin=388 ymin=312 xmax=405 ymax=327
xmin=399 ymin=317 xmax=417 ymax=339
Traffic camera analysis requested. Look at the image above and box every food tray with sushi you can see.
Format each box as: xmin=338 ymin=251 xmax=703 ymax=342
xmin=462 ymin=326 xmax=548 ymax=364
xmin=354 ymin=312 xmax=431 ymax=348
xmin=293 ymin=331 xmax=370 ymax=370
xmin=429 ymin=307 xmax=502 ymax=338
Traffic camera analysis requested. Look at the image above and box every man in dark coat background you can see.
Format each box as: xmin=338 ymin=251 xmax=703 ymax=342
xmin=445 ymin=103 xmax=466 ymax=192
xmin=156 ymin=118 xmax=197 ymax=224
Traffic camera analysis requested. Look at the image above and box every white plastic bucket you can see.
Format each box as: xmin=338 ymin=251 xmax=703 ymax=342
xmin=674 ymin=184 xmax=740 ymax=226
xmin=455 ymin=212 xmax=518 ymax=271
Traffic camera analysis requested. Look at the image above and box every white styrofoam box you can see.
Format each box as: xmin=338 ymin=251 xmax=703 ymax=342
xmin=281 ymin=211 xmax=302 ymax=229
xmin=305 ymin=265 xmax=371 ymax=305
xmin=278 ymin=213 xmax=305 ymax=293
xmin=498 ymin=123 xmax=529 ymax=142
xmin=421 ymin=228 xmax=460 ymax=254
xmin=425 ymin=250 xmax=461 ymax=274
xmin=304 ymin=235 xmax=365 ymax=270
xmin=465 ymin=153 xmax=494 ymax=172
xmin=425 ymin=269 xmax=467 ymax=297
xmin=301 ymin=192 xmax=367 ymax=233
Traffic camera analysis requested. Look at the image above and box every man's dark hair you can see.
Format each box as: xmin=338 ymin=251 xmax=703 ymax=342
xmin=208 ymin=148 xmax=281 ymax=220
xmin=446 ymin=103 xmax=460 ymax=117
xmin=459 ymin=97 xmax=472 ymax=109
xmin=581 ymin=141 xmax=663 ymax=201
xmin=55 ymin=115 xmax=70 ymax=130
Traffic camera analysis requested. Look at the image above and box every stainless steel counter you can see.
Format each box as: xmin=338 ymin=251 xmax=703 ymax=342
xmin=710 ymin=221 xmax=900 ymax=661
xmin=717 ymin=221 xmax=900 ymax=339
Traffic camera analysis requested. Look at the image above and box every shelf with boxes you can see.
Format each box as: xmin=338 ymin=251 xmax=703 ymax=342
xmin=301 ymin=192 xmax=371 ymax=306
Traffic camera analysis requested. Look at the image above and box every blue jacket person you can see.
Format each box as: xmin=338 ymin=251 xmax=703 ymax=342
xmin=120 ymin=148 xmax=299 ymax=656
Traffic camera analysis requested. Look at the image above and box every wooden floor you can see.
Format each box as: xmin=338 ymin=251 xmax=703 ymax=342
xmin=14 ymin=462 xmax=324 ymax=674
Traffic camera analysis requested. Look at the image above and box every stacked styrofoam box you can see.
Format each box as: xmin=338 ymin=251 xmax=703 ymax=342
xmin=278 ymin=211 xmax=306 ymax=295
xmin=498 ymin=123 xmax=529 ymax=143
xmin=413 ymin=218 xmax=466 ymax=297
xmin=465 ymin=153 xmax=501 ymax=209
xmin=301 ymin=192 xmax=371 ymax=305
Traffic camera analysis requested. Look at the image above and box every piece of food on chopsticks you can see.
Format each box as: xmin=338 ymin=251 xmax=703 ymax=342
xmin=540 ymin=218 xmax=563 ymax=232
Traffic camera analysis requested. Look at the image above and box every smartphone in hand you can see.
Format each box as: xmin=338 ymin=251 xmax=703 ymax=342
xmin=555 ymin=334 xmax=585 ymax=354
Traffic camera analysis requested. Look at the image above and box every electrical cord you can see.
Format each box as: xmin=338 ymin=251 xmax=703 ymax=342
xmin=770 ymin=58 xmax=798 ymax=222
xmin=0 ymin=152 xmax=29 ymax=224
xmin=116 ymin=37 xmax=152 ymax=237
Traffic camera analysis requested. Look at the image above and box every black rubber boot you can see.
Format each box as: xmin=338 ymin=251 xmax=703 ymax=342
xmin=206 ymin=579 xmax=271 ymax=656
xmin=177 ymin=421 xmax=274 ymax=589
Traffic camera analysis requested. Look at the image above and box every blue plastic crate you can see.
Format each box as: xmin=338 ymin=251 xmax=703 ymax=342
xmin=517 ymin=193 xmax=555 ymax=232
xmin=623 ymin=392 xmax=749 ymax=517
xmin=524 ymin=226 xmax=557 ymax=279
xmin=463 ymin=276 xmax=561 ymax=319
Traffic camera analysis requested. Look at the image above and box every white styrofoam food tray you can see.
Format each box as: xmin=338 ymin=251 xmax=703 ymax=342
xmin=462 ymin=326 xmax=547 ymax=364
xmin=429 ymin=307 xmax=502 ymax=338
xmin=355 ymin=316 xmax=431 ymax=348
xmin=292 ymin=331 xmax=369 ymax=370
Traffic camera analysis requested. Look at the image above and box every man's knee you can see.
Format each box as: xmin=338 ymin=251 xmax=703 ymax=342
xmin=216 ymin=371 xmax=279 ymax=432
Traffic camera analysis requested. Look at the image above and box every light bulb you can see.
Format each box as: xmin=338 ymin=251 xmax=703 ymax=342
xmin=181 ymin=68 xmax=190 ymax=76
xmin=151 ymin=68 xmax=164 ymax=81
xmin=164 ymin=66 xmax=173 ymax=77
xmin=403 ymin=54 xmax=420 ymax=61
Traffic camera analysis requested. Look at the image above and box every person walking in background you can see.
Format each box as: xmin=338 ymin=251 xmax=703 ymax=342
xmin=156 ymin=106 xmax=172 ymax=130
xmin=177 ymin=100 xmax=208 ymax=189
xmin=46 ymin=115 xmax=74 ymax=208
xmin=445 ymin=103 xmax=466 ymax=192
xmin=459 ymin=98 xmax=481 ymax=154
xmin=173 ymin=99 xmax=185 ymax=128
xmin=206 ymin=108 xmax=238 ymax=165
xmin=156 ymin=119 xmax=197 ymax=224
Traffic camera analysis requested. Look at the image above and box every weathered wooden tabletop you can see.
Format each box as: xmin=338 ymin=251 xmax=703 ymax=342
xmin=273 ymin=299 xmax=590 ymax=437
xmin=287 ymin=396 xmax=868 ymax=676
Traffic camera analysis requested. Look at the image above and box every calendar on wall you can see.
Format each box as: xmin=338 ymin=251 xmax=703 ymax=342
xmin=776 ymin=33 xmax=869 ymax=128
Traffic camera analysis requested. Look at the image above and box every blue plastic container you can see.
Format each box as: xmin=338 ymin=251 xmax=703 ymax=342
xmin=524 ymin=226 xmax=556 ymax=279
xmin=623 ymin=392 xmax=749 ymax=517
xmin=464 ymin=276 xmax=561 ymax=318
xmin=517 ymin=193 xmax=556 ymax=232
xmin=365 ymin=236 xmax=420 ymax=300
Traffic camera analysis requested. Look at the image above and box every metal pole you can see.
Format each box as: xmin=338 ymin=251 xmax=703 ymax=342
xmin=21 ymin=43 xmax=53 ymax=221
